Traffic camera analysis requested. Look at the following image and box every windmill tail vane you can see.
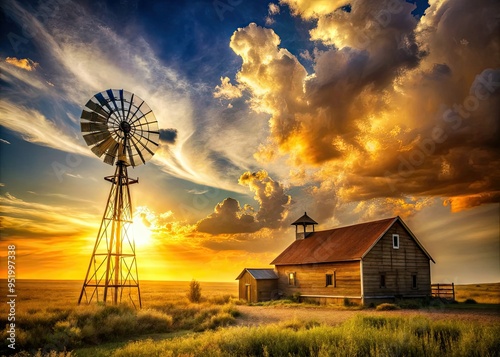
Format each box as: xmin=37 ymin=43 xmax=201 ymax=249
xmin=78 ymin=89 xmax=159 ymax=308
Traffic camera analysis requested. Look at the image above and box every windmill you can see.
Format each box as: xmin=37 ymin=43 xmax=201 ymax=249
xmin=78 ymin=89 xmax=159 ymax=308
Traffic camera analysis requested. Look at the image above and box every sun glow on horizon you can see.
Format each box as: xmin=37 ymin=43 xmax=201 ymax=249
xmin=132 ymin=214 xmax=154 ymax=247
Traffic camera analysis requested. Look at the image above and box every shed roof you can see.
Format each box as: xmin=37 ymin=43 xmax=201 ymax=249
xmin=271 ymin=216 xmax=435 ymax=265
xmin=236 ymin=268 xmax=279 ymax=280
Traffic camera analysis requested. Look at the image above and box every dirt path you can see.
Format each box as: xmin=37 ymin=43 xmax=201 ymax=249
xmin=235 ymin=305 xmax=500 ymax=326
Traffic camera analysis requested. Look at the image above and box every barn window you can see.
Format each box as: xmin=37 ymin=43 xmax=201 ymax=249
xmin=392 ymin=234 xmax=399 ymax=249
xmin=288 ymin=272 xmax=296 ymax=286
xmin=380 ymin=273 xmax=386 ymax=288
xmin=326 ymin=274 xmax=333 ymax=286
xmin=412 ymin=274 xmax=417 ymax=289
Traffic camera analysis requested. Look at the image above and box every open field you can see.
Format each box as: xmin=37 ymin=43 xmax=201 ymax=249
xmin=1 ymin=280 xmax=499 ymax=356
xmin=455 ymin=282 xmax=500 ymax=304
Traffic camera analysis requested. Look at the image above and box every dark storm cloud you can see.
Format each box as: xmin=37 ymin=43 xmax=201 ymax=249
xmin=159 ymin=128 xmax=178 ymax=144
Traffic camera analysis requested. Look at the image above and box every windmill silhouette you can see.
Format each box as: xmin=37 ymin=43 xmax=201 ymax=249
xmin=77 ymin=89 xmax=159 ymax=307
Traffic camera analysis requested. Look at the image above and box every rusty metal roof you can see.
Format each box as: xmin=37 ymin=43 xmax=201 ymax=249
xmin=291 ymin=212 xmax=318 ymax=226
xmin=272 ymin=217 xmax=402 ymax=265
xmin=236 ymin=268 xmax=279 ymax=280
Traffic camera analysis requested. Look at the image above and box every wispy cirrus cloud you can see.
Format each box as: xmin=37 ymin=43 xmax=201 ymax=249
xmin=0 ymin=0 xmax=261 ymax=194
xmin=0 ymin=192 xmax=98 ymax=238
xmin=0 ymin=100 xmax=91 ymax=157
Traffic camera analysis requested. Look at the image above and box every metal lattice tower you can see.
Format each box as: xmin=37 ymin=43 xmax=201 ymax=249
xmin=78 ymin=89 xmax=159 ymax=307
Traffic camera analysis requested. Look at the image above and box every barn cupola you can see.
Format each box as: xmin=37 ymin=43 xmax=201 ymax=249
xmin=291 ymin=212 xmax=318 ymax=240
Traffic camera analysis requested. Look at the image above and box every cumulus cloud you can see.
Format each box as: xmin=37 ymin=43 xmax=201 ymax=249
xmin=197 ymin=197 xmax=258 ymax=234
xmin=265 ymin=3 xmax=280 ymax=25
xmin=224 ymin=0 xmax=499 ymax=215
xmin=281 ymin=0 xmax=349 ymax=19
xmin=213 ymin=76 xmax=243 ymax=99
xmin=5 ymin=57 xmax=38 ymax=71
xmin=197 ymin=170 xmax=291 ymax=234
xmin=239 ymin=170 xmax=291 ymax=225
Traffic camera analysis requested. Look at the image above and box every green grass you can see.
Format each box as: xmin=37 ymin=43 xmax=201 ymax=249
xmin=111 ymin=315 xmax=500 ymax=357
xmin=74 ymin=331 xmax=191 ymax=357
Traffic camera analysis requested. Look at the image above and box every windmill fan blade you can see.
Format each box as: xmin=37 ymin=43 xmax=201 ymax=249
xmin=83 ymin=131 xmax=110 ymax=146
xmin=130 ymin=136 xmax=146 ymax=165
xmin=103 ymin=142 xmax=119 ymax=165
xmin=91 ymin=136 xmax=117 ymax=158
xmin=81 ymin=110 xmax=107 ymax=124
xmin=95 ymin=92 xmax=113 ymax=113
xmin=126 ymin=142 xmax=136 ymax=167
xmin=106 ymin=89 xmax=120 ymax=114
xmin=81 ymin=122 xmax=108 ymax=133
xmin=85 ymin=100 xmax=109 ymax=118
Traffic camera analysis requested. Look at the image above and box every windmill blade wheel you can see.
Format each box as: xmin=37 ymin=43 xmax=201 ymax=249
xmin=80 ymin=89 xmax=160 ymax=167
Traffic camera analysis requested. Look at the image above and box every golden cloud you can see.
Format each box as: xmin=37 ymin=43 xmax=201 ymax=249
xmin=197 ymin=170 xmax=291 ymax=234
xmin=5 ymin=57 xmax=38 ymax=71
xmin=223 ymin=0 xmax=500 ymax=214
xmin=280 ymin=0 xmax=349 ymax=19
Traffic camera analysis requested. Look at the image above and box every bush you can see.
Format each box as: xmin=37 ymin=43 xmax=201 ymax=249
xmin=291 ymin=292 xmax=301 ymax=303
xmin=207 ymin=294 xmax=232 ymax=305
xmin=188 ymin=280 xmax=202 ymax=303
xmin=136 ymin=309 xmax=173 ymax=332
xmin=464 ymin=298 xmax=477 ymax=304
xmin=397 ymin=299 xmax=422 ymax=309
xmin=343 ymin=298 xmax=351 ymax=307
xmin=376 ymin=303 xmax=400 ymax=311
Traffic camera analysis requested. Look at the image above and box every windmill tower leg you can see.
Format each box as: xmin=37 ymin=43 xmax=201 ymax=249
xmin=78 ymin=161 xmax=142 ymax=308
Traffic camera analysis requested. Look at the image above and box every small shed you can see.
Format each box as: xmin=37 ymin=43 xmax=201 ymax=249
xmin=236 ymin=268 xmax=279 ymax=303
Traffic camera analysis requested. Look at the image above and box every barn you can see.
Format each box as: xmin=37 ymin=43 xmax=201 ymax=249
xmin=237 ymin=213 xmax=435 ymax=305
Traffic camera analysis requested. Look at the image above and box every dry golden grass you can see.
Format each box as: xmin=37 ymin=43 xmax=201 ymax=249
xmin=454 ymin=282 xmax=500 ymax=304
xmin=1 ymin=280 xmax=498 ymax=356
xmin=0 ymin=279 xmax=239 ymax=356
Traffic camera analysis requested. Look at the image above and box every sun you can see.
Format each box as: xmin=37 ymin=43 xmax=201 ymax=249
xmin=132 ymin=214 xmax=153 ymax=247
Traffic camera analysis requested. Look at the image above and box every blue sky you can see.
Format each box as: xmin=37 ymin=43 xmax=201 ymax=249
xmin=0 ymin=0 xmax=499 ymax=283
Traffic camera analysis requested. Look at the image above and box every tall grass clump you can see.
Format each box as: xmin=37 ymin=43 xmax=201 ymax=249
xmin=0 ymin=304 xmax=174 ymax=354
xmin=187 ymin=279 xmax=202 ymax=303
xmin=112 ymin=315 xmax=500 ymax=357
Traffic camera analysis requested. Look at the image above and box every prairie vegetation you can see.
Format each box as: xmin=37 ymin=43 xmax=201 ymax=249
xmin=0 ymin=280 xmax=239 ymax=356
xmin=1 ymin=280 xmax=498 ymax=357
xmin=113 ymin=315 xmax=500 ymax=357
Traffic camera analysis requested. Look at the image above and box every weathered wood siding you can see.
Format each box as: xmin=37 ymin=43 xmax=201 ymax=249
xmin=238 ymin=272 xmax=278 ymax=302
xmin=238 ymin=271 xmax=257 ymax=302
xmin=256 ymin=279 xmax=279 ymax=302
xmin=276 ymin=261 xmax=361 ymax=298
xmin=362 ymin=221 xmax=431 ymax=299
